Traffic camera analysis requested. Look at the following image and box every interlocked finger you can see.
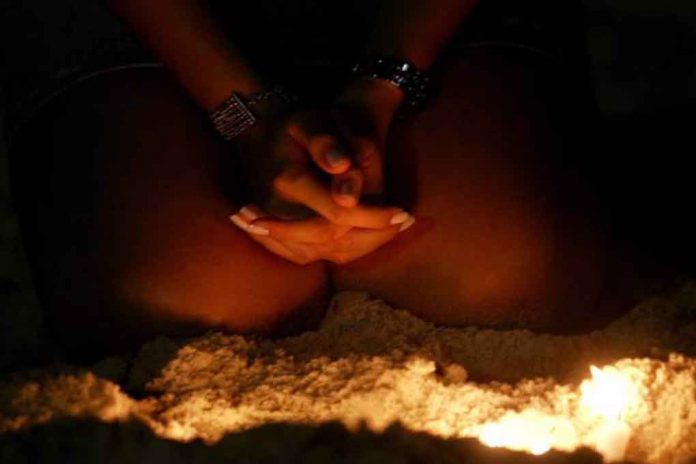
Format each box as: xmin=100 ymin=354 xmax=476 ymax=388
xmin=251 ymin=216 xmax=351 ymax=244
xmin=230 ymin=203 xmax=416 ymax=265
xmin=273 ymin=168 xmax=408 ymax=228
xmin=286 ymin=118 xmax=352 ymax=175
xmin=331 ymin=168 xmax=364 ymax=208
xmin=324 ymin=220 xmax=414 ymax=264
xmin=230 ymin=207 xmax=321 ymax=265
xmin=346 ymin=135 xmax=385 ymax=196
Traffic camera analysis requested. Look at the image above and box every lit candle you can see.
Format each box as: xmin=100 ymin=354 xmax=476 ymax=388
xmin=594 ymin=420 xmax=632 ymax=462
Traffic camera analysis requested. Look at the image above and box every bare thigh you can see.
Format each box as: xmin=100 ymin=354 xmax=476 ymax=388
xmin=9 ymin=67 xmax=330 ymax=357
xmin=331 ymin=49 xmax=636 ymax=331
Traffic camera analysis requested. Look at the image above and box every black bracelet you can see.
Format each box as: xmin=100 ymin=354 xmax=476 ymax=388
xmin=209 ymin=86 xmax=297 ymax=141
xmin=351 ymin=55 xmax=433 ymax=114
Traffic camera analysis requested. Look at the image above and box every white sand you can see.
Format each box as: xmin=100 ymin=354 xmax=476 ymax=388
xmin=1 ymin=286 xmax=695 ymax=463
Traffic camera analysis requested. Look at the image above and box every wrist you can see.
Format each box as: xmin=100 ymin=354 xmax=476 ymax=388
xmin=209 ymin=86 xmax=296 ymax=141
xmin=335 ymin=77 xmax=403 ymax=129
xmin=348 ymin=55 xmax=433 ymax=116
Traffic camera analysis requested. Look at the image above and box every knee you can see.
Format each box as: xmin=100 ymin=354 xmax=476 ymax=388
xmin=453 ymin=219 xmax=608 ymax=331
xmin=113 ymin=253 xmax=332 ymax=339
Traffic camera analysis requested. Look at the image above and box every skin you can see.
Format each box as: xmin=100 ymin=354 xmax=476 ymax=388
xmin=109 ymin=0 xmax=477 ymax=240
xmin=7 ymin=0 xmax=654 ymax=358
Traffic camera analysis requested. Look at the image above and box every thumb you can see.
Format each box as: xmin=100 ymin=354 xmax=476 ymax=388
xmin=286 ymin=119 xmax=352 ymax=175
xmin=349 ymin=136 xmax=384 ymax=195
xmin=331 ymin=168 xmax=364 ymax=208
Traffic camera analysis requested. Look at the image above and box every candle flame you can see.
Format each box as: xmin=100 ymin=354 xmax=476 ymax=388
xmin=580 ymin=365 xmax=640 ymax=421
xmin=477 ymin=365 xmax=642 ymax=457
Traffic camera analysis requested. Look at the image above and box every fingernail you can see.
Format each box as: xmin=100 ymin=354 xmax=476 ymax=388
xmin=239 ymin=206 xmax=259 ymax=221
xmin=230 ymin=214 xmax=248 ymax=230
xmin=338 ymin=180 xmax=354 ymax=196
xmin=230 ymin=214 xmax=270 ymax=236
xmin=390 ymin=211 xmax=410 ymax=225
xmin=246 ymin=224 xmax=270 ymax=236
xmin=398 ymin=215 xmax=416 ymax=232
xmin=326 ymin=148 xmax=348 ymax=168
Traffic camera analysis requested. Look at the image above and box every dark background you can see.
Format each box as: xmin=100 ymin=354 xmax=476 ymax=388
xmin=0 ymin=0 xmax=695 ymax=371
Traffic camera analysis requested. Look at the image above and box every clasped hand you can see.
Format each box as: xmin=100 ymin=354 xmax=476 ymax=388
xmin=229 ymin=80 xmax=414 ymax=265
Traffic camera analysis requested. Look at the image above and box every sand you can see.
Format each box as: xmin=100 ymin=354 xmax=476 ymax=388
xmin=1 ymin=286 xmax=695 ymax=463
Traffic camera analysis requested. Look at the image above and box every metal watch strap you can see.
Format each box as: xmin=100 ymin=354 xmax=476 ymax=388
xmin=351 ymin=56 xmax=432 ymax=114
xmin=209 ymin=87 xmax=297 ymax=141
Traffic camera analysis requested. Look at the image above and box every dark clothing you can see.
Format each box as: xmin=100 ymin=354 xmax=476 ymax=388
xmin=1 ymin=0 xmax=585 ymax=139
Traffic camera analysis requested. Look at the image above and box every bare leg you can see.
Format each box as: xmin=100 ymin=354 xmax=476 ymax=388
xmin=9 ymin=68 xmax=330 ymax=358
xmin=331 ymin=49 xmax=642 ymax=332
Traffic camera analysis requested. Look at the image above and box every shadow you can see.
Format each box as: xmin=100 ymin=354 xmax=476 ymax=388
xmin=0 ymin=418 xmax=608 ymax=464
xmin=592 ymin=103 xmax=696 ymax=276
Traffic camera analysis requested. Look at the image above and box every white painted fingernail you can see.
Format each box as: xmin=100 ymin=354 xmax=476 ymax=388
xmin=230 ymin=214 xmax=248 ymax=229
xmin=231 ymin=214 xmax=270 ymax=236
xmin=246 ymin=224 xmax=270 ymax=236
xmin=239 ymin=206 xmax=259 ymax=221
xmin=390 ymin=211 xmax=410 ymax=225
xmin=326 ymin=148 xmax=348 ymax=168
xmin=398 ymin=216 xmax=416 ymax=232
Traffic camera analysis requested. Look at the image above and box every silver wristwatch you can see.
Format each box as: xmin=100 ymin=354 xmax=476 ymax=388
xmin=351 ymin=56 xmax=432 ymax=114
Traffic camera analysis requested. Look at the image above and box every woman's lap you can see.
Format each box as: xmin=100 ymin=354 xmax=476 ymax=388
xmin=9 ymin=48 xmax=638 ymax=356
xmin=332 ymin=48 xmax=620 ymax=330
xmin=9 ymin=68 xmax=330 ymax=357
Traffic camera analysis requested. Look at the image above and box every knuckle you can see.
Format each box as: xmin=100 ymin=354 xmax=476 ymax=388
xmin=271 ymin=176 xmax=288 ymax=196
xmin=287 ymin=116 xmax=306 ymax=130
xmin=285 ymin=120 xmax=301 ymax=135
xmin=316 ymin=229 xmax=334 ymax=243
xmin=286 ymin=116 xmax=313 ymax=138
xmin=328 ymin=207 xmax=350 ymax=225
xmin=335 ymin=236 xmax=354 ymax=250
xmin=272 ymin=168 xmax=303 ymax=194
xmin=357 ymin=148 xmax=380 ymax=168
